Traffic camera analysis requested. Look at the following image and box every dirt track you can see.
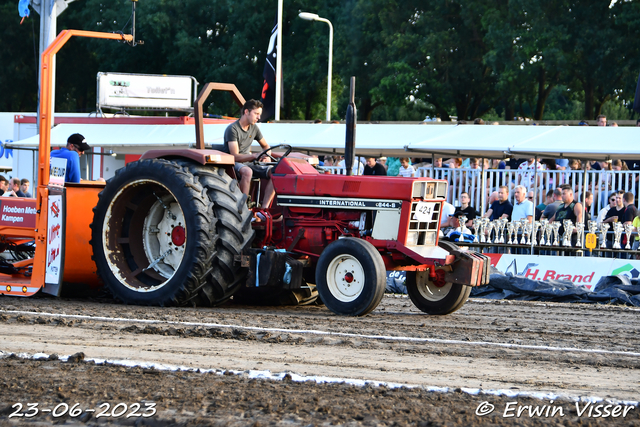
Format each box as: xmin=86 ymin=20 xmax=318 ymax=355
xmin=0 ymin=294 xmax=639 ymax=426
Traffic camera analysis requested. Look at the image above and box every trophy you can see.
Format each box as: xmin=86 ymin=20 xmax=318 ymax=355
xmin=513 ymin=221 xmax=521 ymax=244
xmin=498 ymin=218 xmax=507 ymax=243
xmin=484 ymin=218 xmax=492 ymax=243
xmin=544 ymin=222 xmax=552 ymax=246
xmin=532 ymin=221 xmax=541 ymax=246
xmin=552 ymin=222 xmax=561 ymax=246
xmin=562 ymin=219 xmax=574 ymax=247
xmin=507 ymin=222 xmax=515 ymax=245
xmin=612 ymin=222 xmax=623 ymax=249
xmin=588 ymin=220 xmax=598 ymax=237
xmin=539 ymin=219 xmax=548 ymax=245
xmin=576 ymin=222 xmax=585 ymax=249
xmin=485 ymin=220 xmax=494 ymax=244
xmin=519 ymin=219 xmax=528 ymax=245
xmin=599 ymin=223 xmax=610 ymax=249
xmin=457 ymin=215 xmax=468 ymax=241
xmin=624 ymin=223 xmax=633 ymax=250
xmin=525 ymin=222 xmax=533 ymax=245
xmin=492 ymin=219 xmax=501 ymax=244
xmin=472 ymin=218 xmax=481 ymax=243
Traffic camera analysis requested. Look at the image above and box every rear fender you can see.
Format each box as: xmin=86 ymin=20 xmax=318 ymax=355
xmin=140 ymin=148 xmax=237 ymax=179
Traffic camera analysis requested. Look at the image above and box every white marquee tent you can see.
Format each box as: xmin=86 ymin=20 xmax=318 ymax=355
xmin=10 ymin=122 xmax=639 ymax=160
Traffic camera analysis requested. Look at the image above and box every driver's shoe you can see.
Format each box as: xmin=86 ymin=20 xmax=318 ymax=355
xmin=246 ymin=195 xmax=256 ymax=209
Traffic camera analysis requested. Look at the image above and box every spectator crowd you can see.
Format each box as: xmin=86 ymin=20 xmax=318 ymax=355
xmin=318 ymin=114 xmax=640 ymax=259
xmin=0 ymin=176 xmax=32 ymax=198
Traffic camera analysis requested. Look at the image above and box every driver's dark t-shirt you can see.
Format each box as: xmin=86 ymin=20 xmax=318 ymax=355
xmin=223 ymin=120 xmax=264 ymax=154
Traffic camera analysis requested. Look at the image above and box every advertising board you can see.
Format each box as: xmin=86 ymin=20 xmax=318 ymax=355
xmin=487 ymin=254 xmax=640 ymax=290
xmin=97 ymin=72 xmax=194 ymax=111
xmin=0 ymin=198 xmax=36 ymax=228
xmin=45 ymin=189 xmax=65 ymax=294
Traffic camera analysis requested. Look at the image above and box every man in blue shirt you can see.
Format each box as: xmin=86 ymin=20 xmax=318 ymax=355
xmin=511 ymin=185 xmax=534 ymax=222
xmin=483 ymin=185 xmax=513 ymax=221
xmin=50 ymin=133 xmax=90 ymax=183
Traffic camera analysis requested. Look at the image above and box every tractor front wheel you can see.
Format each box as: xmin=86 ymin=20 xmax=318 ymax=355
xmin=406 ymin=269 xmax=471 ymax=315
xmin=315 ymin=238 xmax=385 ymax=316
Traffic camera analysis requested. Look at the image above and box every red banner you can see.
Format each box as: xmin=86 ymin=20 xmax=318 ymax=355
xmin=0 ymin=198 xmax=37 ymax=228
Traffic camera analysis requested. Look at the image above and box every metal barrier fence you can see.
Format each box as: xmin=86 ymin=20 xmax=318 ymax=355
xmin=321 ymin=165 xmax=640 ymax=216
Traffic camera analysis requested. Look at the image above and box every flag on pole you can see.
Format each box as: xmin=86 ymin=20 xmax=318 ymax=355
xmin=260 ymin=19 xmax=277 ymax=122
xmin=18 ymin=0 xmax=30 ymax=23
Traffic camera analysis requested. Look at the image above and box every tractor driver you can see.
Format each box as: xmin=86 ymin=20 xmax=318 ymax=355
xmin=223 ymin=99 xmax=275 ymax=208
xmin=50 ymin=133 xmax=90 ymax=183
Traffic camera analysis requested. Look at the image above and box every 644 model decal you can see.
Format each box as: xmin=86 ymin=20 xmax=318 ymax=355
xmin=277 ymin=196 xmax=402 ymax=211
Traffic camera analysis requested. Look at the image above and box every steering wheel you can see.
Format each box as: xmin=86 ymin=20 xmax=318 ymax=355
xmin=253 ymin=144 xmax=293 ymax=165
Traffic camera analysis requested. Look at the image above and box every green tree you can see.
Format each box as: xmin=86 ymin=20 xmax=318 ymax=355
xmin=563 ymin=0 xmax=633 ymax=119
xmin=360 ymin=0 xmax=498 ymax=121
xmin=60 ymin=0 xmax=275 ymax=114
xmin=483 ymin=0 xmax=570 ymax=121
xmin=3 ymin=0 xmax=639 ymax=123
xmin=0 ymin=1 xmax=40 ymax=111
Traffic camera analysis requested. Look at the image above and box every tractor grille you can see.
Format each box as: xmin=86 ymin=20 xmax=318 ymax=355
xmin=407 ymin=180 xmax=446 ymax=246
xmin=407 ymin=201 xmax=440 ymax=246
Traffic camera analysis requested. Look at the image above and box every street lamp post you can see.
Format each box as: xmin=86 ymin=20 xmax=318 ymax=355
xmin=299 ymin=12 xmax=333 ymax=122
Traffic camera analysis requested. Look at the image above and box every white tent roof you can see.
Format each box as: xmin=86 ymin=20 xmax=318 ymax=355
xmin=507 ymin=126 xmax=640 ymax=160
xmin=10 ymin=122 xmax=639 ymax=160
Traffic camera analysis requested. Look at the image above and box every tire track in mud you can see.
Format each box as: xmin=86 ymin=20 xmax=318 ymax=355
xmin=1 ymin=297 xmax=638 ymax=371
xmin=0 ymin=295 xmax=639 ymax=412
xmin=1 ymin=296 xmax=639 ymax=352
xmin=1 ymin=306 xmax=639 ymax=359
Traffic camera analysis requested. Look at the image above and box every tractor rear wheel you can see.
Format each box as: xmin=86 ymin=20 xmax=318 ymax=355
xmin=176 ymin=161 xmax=254 ymax=305
xmin=406 ymin=269 xmax=471 ymax=315
xmin=315 ymin=238 xmax=385 ymax=316
xmin=90 ymin=159 xmax=253 ymax=306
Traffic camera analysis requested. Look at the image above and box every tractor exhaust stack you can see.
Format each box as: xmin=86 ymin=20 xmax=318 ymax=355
xmin=345 ymin=76 xmax=356 ymax=176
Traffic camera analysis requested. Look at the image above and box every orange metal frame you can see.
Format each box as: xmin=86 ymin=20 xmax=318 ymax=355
xmin=0 ymin=30 xmax=133 ymax=297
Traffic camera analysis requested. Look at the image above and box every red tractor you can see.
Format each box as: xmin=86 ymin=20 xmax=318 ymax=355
xmin=89 ymin=82 xmax=488 ymax=316
xmin=0 ymin=29 xmax=485 ymax=315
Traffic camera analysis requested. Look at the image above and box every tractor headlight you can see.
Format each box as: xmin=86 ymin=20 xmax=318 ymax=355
xmin=412 ymin=182 xmax=426 ymax=199
xmin=425 ymin=182 xmax=436 ymax=199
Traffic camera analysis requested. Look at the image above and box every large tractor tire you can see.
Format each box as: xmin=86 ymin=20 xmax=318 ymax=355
xmin=406 ymin=269 xmax=471 ymax=315
xmin=177 ymin=161 xmax=254 ymax=305
xmin=315 ymin=238 xmax=386 ymax=316
xmin=90 ymin=159 xmax=253 ymax=307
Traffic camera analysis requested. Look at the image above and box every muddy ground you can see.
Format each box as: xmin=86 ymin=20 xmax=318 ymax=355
xmin=0 ymin=294 xmax=638 ymax=426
